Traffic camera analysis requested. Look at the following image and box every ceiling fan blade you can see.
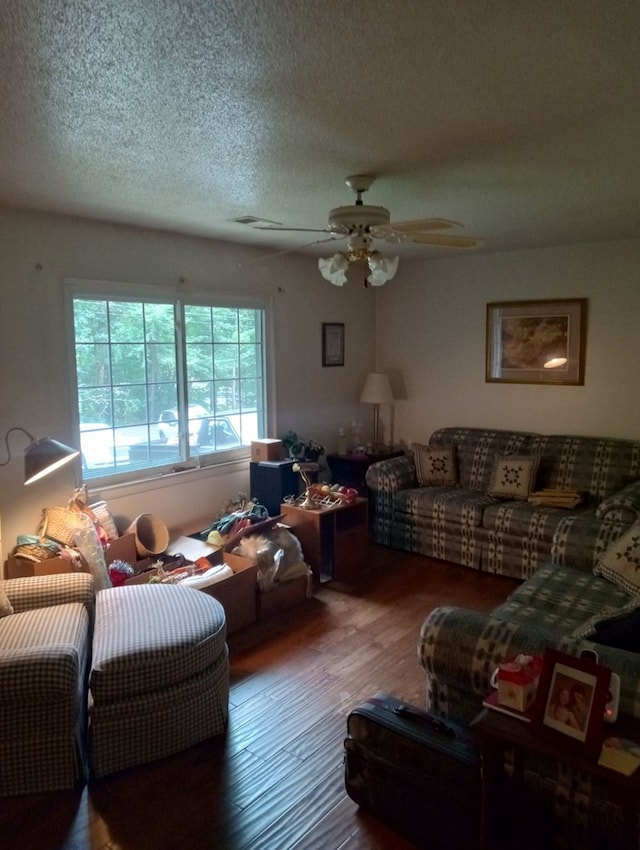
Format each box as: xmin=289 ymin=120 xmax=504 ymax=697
xmin=242 ymin=235 xmax=346 ymax=265
xmin=405 ymin=233 xmax=483 ymax=249
xmin=253 ymin=225 xmax=331 ymax=233
xmin=377 ymin=218 xmax=462 ymax=234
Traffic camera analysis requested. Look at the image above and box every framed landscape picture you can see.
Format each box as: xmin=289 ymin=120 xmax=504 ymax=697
xmin=322 ymin=322 xmax=345 ymax=367
xmin=486 ymin=299 xmax=586 ymax=385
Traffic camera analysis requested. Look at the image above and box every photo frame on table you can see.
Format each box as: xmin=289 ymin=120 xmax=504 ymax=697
xmin=485 ymin=298 xmax=586 ymax=385
xmin=322 ymin=322 xmax=345 ymax=367
xmin=531 ymin=648 xmax=610 ymax=759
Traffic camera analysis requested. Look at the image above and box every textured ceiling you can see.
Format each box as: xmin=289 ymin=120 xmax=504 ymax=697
xmin=1 ymin=0 xmax=639 ymax=260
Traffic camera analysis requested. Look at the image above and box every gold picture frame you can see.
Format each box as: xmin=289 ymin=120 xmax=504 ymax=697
xmin=486 ymin=299 xmax=586 ymax=385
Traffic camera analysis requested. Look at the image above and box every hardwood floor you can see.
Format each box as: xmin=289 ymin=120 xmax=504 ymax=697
xmin=1 ymin=546 xmax=519 ymax=850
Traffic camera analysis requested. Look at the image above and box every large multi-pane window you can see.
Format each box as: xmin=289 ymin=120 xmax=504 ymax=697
xmin=70 ymin=288 xmax=266 ymax=483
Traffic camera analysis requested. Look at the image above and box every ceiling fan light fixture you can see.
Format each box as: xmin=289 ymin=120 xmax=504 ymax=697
xmin=318 ymin=244 xmax=399 ymax=287
xmin=367 ymin=251 xmax=399 ymax=286
xmin=318 ymin=253 xmax=349 ymax=286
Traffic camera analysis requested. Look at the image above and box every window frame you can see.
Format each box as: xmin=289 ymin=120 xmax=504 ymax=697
xmin=65 ymin=278 xmax=271 ymax=488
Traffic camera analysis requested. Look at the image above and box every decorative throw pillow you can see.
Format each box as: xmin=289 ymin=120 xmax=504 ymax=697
xmin=572 ymin=595 xmax=640 ymax=651
xmin=0 ymin=584 xmax=14 ymax=618
xmin=594 ymin=524 xmax=640 ymax=596
xmin=412 ymin=443 xmax=458 ymax=487
xmin=487 ymin=454 xmax=540 ymax=501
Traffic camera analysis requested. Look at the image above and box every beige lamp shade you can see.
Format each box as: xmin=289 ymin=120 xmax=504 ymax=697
xmin=360 ymin=373 xmax=394 ymax=405
xmin=360 ymin=373 xmax=394 ymax=446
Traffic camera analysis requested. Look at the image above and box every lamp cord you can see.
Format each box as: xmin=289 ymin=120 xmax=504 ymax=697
xmin=0 ymin=426 xmax=36 ymax=467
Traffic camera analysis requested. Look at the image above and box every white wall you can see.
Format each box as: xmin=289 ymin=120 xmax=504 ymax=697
xmin=375 ymin=239 xmax=640 ymax=446
xmin=0 ymin=208 xmax=376 ymax=565
xmin=2 ymin=208 xmax=638 ymax=569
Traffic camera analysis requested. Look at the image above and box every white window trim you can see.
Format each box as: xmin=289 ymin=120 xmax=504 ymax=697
xmin=64 ymin=277 xmax=276 ymax=493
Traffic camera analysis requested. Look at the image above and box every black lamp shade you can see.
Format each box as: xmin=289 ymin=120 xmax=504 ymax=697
xmin=24 ymin=437 xmax=80 ymax=485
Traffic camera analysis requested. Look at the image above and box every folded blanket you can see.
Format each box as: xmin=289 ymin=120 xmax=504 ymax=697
xmin=179 ymin=564 xmax=234 ymax=589
xmin=528 ymin=488 xmax=582 ymax=508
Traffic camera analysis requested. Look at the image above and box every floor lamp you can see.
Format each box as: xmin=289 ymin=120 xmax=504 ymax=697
xmin=1 ymin=427 xmax=79 ymax=485
xmin=360 ymin=373 xmax=394 ymax=449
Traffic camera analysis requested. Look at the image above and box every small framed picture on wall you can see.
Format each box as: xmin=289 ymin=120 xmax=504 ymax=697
xmin=322 ymin=322 xmax=345 ymax=367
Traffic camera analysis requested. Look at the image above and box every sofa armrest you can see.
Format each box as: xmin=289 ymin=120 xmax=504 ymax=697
xmin=418 ymin=606 xmax=560 ymax=696
xmin=365 ymin=454 xmax=418 ymax=545
xmin=365 ymin=453 xmax=418 ymax=493
xmin=5 ymin=572 xmax=94 ymax=615
xmin=418 ymin=606 xmax=640 ymax=723
xmin=595 ymin=479 xmax=640 ymax=524
xmin=0 ymin=644 xmax=84 ymax=701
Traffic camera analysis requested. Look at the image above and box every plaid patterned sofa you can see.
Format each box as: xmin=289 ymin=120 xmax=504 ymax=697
xmin=418 ymin=562 xmax=640 ymax=845
xmin=0 ymin=572 xmax=94 ymax=795
xmin=366 ymin=427 xmax=640 ymax=580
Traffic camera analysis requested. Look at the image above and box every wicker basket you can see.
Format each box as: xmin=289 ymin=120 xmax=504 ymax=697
xmin=39 ymin=504 xmax=88 ymax=546
xmin=125 ymin=513 xmax=170 ymax=557
xmin=11 ymin=538 xmax=61 ymax=563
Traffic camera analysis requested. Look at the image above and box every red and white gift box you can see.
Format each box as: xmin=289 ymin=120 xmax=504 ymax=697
xmin=496 ymin=654 xmax=543 ymax=713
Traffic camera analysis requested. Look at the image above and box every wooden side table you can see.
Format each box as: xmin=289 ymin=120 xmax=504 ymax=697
xmin=471 ymin=708 xmax=640 ymax=850
xmin=280 ymin=497 xmax=368 ymax=584
xmin=326 ymin=450 xmax=404 ymax=496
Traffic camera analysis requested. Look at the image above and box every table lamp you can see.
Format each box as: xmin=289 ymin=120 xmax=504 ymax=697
xmin=360 ymin=373 xmax=394 ymax=448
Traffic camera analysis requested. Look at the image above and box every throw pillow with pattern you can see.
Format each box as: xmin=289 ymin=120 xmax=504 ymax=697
xmin=594 ymin=523 xmax=640 ymax=596
xmin=412 ymin=443 xmax=458 ymax=487
xmin=487 ymin=454 xmax=540 ymax=501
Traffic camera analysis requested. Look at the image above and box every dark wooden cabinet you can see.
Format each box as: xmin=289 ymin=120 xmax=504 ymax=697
xmin=326 ymin=450 xmax=404 ymax=496
xmin=249 ymin=460 xmax=300 ymax=516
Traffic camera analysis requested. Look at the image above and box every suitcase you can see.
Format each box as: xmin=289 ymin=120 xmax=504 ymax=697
xmin=344 ymin=693 xmax=481 ymax=849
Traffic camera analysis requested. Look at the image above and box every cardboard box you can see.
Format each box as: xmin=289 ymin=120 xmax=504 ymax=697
xmin=256 ymin=573 xmax=311 ymax=622
xmin=104 ymin=533 xmax=138 ymax=566
xmin=251 ymin=439 xmax=282 ymax=462
xmin=5 ymin=532 xmax=141 ymax=580
xmin=5 ymin=554 xmax=88 ymax=579
xmin=164 ymin=534 xmax=258 ymax=633
xmin=166 ymin=534 xmax=220 ymax=562
xmin=199 ymin=551 xmax=258 ymax=634
xmin=121 ymin=558 xmax=156 ymax=585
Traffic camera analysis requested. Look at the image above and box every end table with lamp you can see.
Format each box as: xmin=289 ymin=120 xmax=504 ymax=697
xmin=326 ymin=449 xmax=404 ymax=497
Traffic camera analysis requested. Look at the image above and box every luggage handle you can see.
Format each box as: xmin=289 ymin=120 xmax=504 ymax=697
xmin=392 ymin=703 xmax=456 ymax=738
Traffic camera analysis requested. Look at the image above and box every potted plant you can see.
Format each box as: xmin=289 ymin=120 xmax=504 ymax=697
xmin=281 ymin=431 xmax=325 ymax=461
xmin=282 ymin=430 xmax=306 ymax=459
xmin=304 ymin=438 xmax=325 ymax=462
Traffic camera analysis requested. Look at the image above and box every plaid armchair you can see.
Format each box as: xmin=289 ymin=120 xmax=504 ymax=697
xmin=0 ymin=572 xmax=94 ymax=795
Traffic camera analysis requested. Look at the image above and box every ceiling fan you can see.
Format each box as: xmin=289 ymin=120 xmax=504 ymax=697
xmin=254 ymin=175 xmax=483 ymax=286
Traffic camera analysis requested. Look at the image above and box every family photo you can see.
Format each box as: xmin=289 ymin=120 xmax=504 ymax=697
xmin=544 ymin=670 xmax=595 ymax=742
